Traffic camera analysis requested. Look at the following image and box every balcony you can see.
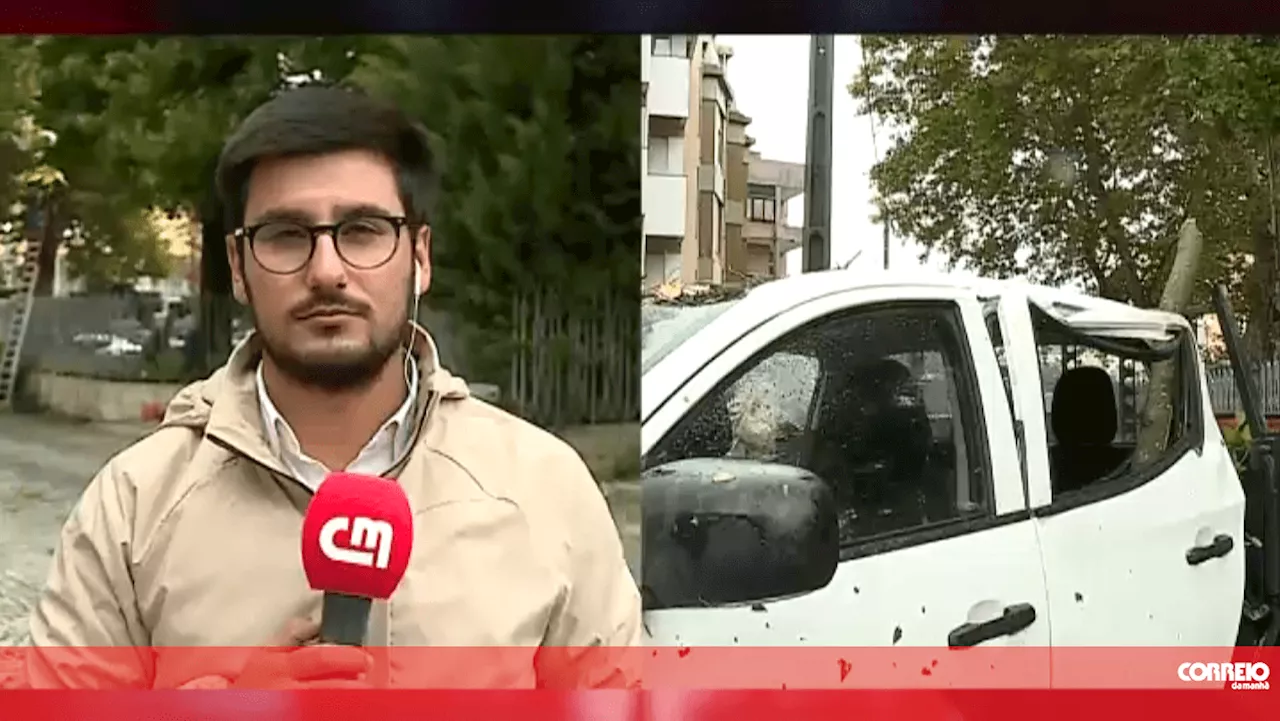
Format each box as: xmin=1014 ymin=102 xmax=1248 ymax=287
xmin=776 ymin=225 xmax=801 ymax=255
xmin=748 ymin=155 xmax=805 ymax=202
xmin=641 ymin=37 xmax=651 ymax=84
xmin=643 ymin=174 xmax=687 ymax=237
xmin=743 ymin=222 xmax=801 ymax=255
xmin=647 ymin=56 xmax=690 ymax=119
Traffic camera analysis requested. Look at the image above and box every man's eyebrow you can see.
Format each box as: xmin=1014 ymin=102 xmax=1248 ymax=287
xmin=333 ymin=203 xmax=401 ymax=219
xmin=246 ymin=208 xmax=314 ymax=225
xmin=246 ymin=204 xmax=401 ymax=225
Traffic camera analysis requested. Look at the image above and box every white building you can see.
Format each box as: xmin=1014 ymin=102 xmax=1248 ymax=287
xmin=642 ymin=35 xmax=736 ymax=289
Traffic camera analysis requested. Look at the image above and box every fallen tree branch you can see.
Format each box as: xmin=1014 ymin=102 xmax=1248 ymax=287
xmin=1134 ymin=218 xmax=1202 ymax=467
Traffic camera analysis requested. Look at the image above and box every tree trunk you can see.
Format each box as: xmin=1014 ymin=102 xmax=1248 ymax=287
xmin=31 ymin=198 xmax=63 ymax=297
xmin=1242 ymin=213 xmax=1275 ymax=361
xmin=197 ymin=180 xmax=236 ymax=374
xmin=1243 ymin=131 xmax=1280 ymax=362
xmin=1134 ymin=218 xmax=1203 ymax=467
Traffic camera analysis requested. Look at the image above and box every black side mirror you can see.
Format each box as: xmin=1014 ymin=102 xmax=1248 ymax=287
xmin=641 ymin=458 xmax=839 ymax=609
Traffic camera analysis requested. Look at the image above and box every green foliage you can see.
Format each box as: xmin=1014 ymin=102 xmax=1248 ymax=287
xmin=851 ymin=36 xmax=1280 ymax=328
xmin=1220 ymin=412 xmax=1253 ymax=474
xmin=351 ymin=36 xmax=639 ymax=380
xmin=0 ymin=37 xmax=372 ymax=289
xmin=354 ymin=37 xmax=638 ymax=294
xmin=2 ymin=36 xmax=638 ymax=387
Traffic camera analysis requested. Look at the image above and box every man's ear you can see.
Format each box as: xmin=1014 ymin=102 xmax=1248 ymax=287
xmin=413 ymin=225 xmax=432 ymax=295
xmin=225 ymin=234 xmax=249 ymax=305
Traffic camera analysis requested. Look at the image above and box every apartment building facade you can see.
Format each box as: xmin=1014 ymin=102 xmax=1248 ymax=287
xmin=642 ymin=35 xmax=803 ymax=289
xmin=642 ymin=33 xmax=714 ymax=289
xmin=744 ymin=151 xmax=805 ymax=280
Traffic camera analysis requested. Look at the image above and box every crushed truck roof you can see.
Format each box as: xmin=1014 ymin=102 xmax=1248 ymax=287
xmin=726 ymin=269 xmax=1191 ymax=335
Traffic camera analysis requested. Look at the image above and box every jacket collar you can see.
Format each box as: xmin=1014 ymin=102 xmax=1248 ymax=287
xmin=199 ymin=323 xmax=466 ymax=477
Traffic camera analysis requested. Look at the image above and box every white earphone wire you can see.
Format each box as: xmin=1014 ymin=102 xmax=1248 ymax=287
xmin=403 ymin=262 xmax=422 ymax=389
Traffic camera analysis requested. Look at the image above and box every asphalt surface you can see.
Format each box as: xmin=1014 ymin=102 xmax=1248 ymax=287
xmin=0 ymin=413 xmax=641 ymax=648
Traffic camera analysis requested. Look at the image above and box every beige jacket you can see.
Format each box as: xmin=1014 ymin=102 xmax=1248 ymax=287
xmin=27 ymin=328 xmax=641 ymax=689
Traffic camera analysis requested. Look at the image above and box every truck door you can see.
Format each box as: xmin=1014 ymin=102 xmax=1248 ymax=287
xmin=642 ymin=285 xmax=1051 ymax=687
xmin=997 ymin=293 xmax=1245 ymax=654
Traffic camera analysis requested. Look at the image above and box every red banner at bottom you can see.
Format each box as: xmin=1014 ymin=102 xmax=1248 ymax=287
xmin=0 ymin=689 xmax=1276 ymax=721
xmin=6 ymin=646 xmax=1275 ymax=690
xmin=1 ymin=645 xmax=1278 ymax=720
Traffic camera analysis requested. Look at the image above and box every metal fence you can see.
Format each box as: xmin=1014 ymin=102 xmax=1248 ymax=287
xmin=1206 ymin=360 xmax=1280 ymax=417
xmin=2 ymin=290 xmax=639 ymax=426
xmin=4 ymin=295 xmax=163 ymax=379
xmin=507 ymin=285 xmax=638 ymax=428
xmin=0 ymin=294 xmax=473 ymax=382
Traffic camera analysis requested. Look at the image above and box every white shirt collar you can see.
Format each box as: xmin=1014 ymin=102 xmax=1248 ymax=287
xmin=255 ymin=355 xmax=418 ymax=490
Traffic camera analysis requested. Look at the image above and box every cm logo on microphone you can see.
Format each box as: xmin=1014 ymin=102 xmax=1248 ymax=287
xmin=319 ymin=516 xmax=394 ymax=569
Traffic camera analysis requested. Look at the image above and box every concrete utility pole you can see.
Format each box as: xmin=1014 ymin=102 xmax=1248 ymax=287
xmin=883 ymin=216 xmax=891 ymax=270
xmin=801 ymin=35 xmax=835 ymax=274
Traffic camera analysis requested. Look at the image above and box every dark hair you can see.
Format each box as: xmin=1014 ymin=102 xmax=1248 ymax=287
xmin=215 ymin=84 xmax=438 ymax=233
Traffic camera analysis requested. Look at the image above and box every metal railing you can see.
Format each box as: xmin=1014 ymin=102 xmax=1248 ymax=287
xmin=1207 ymin=360 xmax=1280 ymax=417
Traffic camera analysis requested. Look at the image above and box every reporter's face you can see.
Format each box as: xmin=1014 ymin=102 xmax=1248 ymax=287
xmin=227 ymin=149 xmax=430 ymax=390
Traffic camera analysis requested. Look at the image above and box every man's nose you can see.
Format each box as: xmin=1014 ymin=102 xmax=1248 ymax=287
xmin=305 ymin=232 xmax=348 ymax=287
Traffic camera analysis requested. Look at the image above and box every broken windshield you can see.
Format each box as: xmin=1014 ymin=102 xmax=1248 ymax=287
xmin=642 ymin=300 xmax=739 ymax=375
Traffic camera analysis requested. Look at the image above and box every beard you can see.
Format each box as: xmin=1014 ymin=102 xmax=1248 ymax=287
xmin=246 ymin=288 xmax=411 ymax=393
xmin=258 ymin=324 xmax=403 ymax=392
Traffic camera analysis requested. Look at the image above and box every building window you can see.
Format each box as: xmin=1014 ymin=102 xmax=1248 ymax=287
xmin=748 ymin=195 xmax=776 ymax=222
xmin=648 ymin=136 xmax=679 ymax=176
xmin=651 ymin=35 xmax=689 ymax=58
xmin=716 ymin=108 xmax=727 ymax=170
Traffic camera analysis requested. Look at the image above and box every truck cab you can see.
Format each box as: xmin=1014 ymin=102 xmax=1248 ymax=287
xmin=641 ymin=271 xmax=1248 ymax=685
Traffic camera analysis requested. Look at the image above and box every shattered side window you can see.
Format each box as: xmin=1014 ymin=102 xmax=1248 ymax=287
xmin=649 ymin=302 xmax=992 ymax=547
xmin=724 ymin=352 xmax=819 ymax=461
xmin=1033 ymin=311 xmax=1196 ymax=498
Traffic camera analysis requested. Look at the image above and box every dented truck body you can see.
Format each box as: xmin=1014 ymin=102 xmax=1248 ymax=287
xmin=641 ymin=271 xmax=1267 ymax=685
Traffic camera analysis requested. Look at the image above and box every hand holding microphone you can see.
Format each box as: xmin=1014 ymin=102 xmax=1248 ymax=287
xmin=229 ymin=618 xmax=372 ymax=690
xmin=226 ymin=473 xmax=413 ymax=689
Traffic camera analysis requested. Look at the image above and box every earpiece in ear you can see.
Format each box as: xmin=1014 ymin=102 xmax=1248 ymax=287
xmin=413 ymin=263 xmax=422 ymax=295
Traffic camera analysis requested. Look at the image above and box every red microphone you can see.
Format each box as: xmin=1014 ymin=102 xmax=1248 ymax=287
xmin=300 ymin=472 xmax=414 ymax=646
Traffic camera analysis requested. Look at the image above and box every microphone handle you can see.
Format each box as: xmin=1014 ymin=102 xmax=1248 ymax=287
xmin=319 ymin=592 xmax=373 ymax=646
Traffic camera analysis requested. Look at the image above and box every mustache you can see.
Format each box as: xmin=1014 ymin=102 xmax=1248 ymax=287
xmin=292 ymin=294 xmax=369 ymax=319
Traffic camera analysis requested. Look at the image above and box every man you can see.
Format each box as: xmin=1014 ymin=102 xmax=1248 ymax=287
xmin=26 ymin=85 xmax=641 ymax=689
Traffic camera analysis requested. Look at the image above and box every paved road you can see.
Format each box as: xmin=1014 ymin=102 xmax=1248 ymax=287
xmin=0 ymin=413 xmax=640 ymax=647
xmin=0 ymin=414 xmax=146 ymax=645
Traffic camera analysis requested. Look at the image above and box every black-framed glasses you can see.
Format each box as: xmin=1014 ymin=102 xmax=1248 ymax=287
xmin=234 ymin=215 xmax=411 ymax=274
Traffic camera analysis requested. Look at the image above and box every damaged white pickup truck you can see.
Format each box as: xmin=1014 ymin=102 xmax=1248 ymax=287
xmin=641 ymin=271 xmax=1280 ymax=679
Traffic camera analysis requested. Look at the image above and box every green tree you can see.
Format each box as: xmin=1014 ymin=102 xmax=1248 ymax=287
xmin=850 ymin=36 xmax=1276 ymax=335
xmin=13 ymin=36 xmax=371 ymax=294
xmin=1176 ymin=37 xmax=1280 ymax=355
xmin=352 ymin=36 xmax=639 ymax=382
xmin=9 ymin=35 xmax=640 ymax=416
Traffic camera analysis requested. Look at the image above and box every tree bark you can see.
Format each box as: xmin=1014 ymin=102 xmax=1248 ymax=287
xmin=1242 ymin=132 xmax=1280 ymax=362
xmin=31 ymin=197 xmax=64 ymax=297
xmin=1242 ymin=212 xmax=1275 ymax=360
xmin=197 ymin=191 xmax=234 ymax=375
xmin=1134 ymin=218 xmax=1203 ymax=467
